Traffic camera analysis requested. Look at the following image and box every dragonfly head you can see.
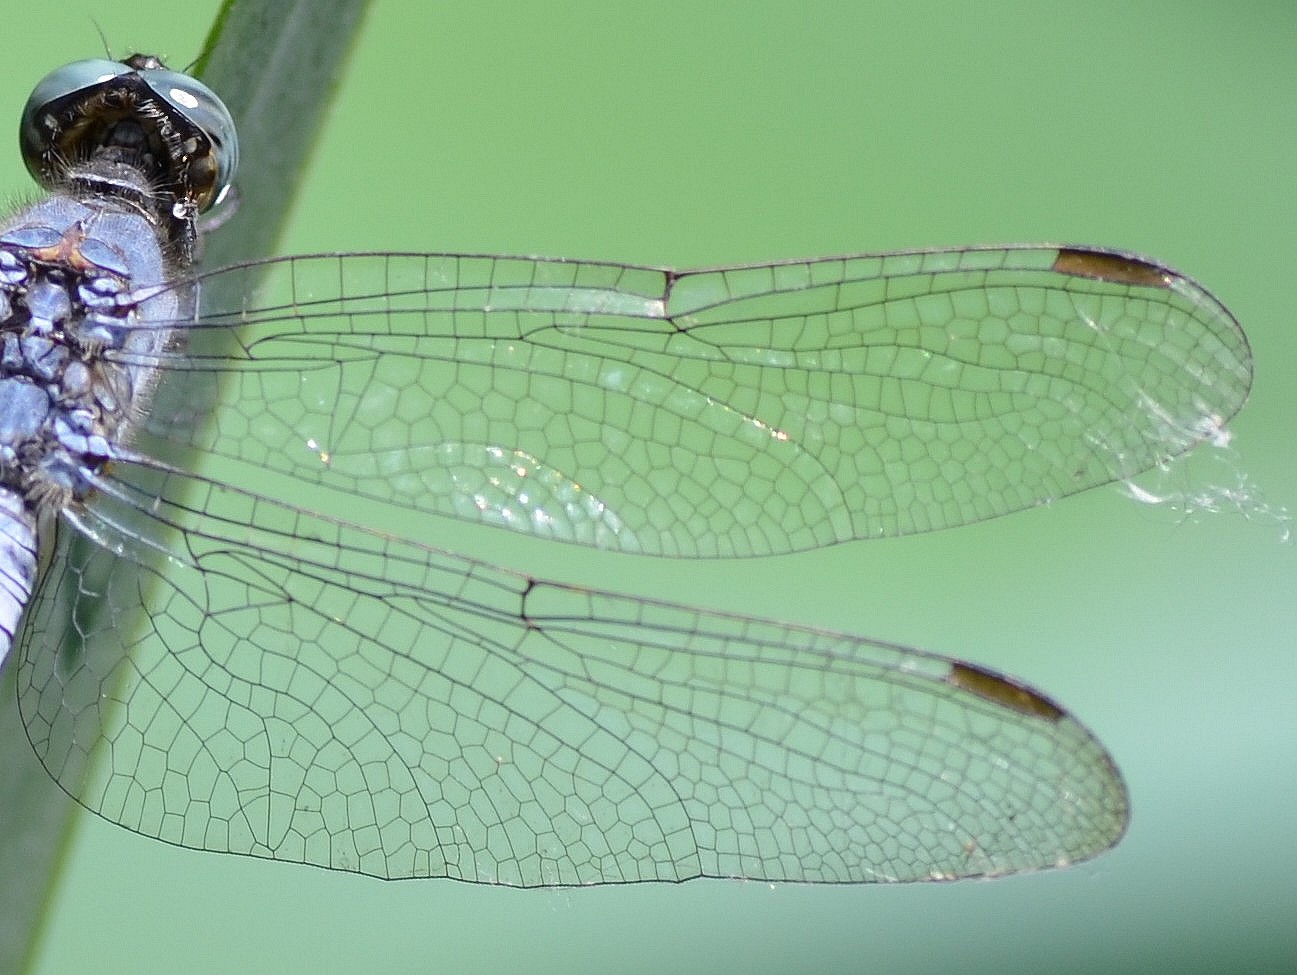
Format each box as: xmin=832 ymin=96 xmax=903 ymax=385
xmin=18 ymin=55 xmax=238 ymax=247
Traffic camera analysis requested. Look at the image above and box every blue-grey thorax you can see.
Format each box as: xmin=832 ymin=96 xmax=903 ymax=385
xmin=0 ymin=190 xmax=187 ymax=663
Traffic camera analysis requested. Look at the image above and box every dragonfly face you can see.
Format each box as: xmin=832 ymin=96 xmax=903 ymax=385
xmin=0 ymin=54 xmax=1250 ymax=885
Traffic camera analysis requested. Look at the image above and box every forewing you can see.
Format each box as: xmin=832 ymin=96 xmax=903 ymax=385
xmin=126 ymin=245 xmax=1249 ymax=557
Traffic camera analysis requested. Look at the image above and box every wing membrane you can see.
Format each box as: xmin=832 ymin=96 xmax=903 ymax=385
xmin=124 ymin=245 xmax=1249 ymax=557
xmin=17 ymin=454 xmax=1127 ymax=883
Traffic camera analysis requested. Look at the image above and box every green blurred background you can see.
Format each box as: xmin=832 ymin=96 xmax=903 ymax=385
xmin=5 ymin=2 xmax=1293 ymax=972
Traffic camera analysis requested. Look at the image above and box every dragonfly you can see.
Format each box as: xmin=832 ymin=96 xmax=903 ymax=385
xmin=0 ymin=54 xmax=1248 ymax=887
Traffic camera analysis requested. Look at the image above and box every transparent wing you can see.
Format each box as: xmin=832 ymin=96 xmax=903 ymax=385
xmin=127 ymin=245 xmax=1250 ymax=558
xmin=17 ymin=453 xmax=1127 ymax=884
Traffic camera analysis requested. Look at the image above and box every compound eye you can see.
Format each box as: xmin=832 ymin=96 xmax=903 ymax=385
xmin=20 ymin=58 xmax=129 ymax=178
xmin=128 ymin=62 xmax=239 ymax=210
